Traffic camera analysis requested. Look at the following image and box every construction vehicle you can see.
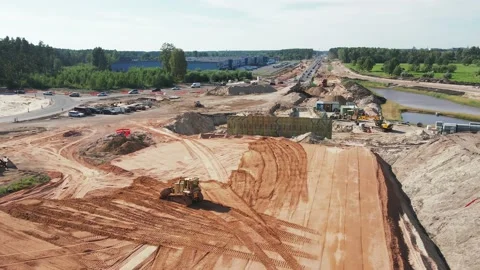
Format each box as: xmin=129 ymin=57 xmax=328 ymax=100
xmin=159 ymin=177 xmax=204 ymax=206
xmin=374 ymin=117 xmax=394 ymax=132
xmin=322 ymin=79 xmax=328 ymax=87
xmin=194 ymin=101 xmax=204 ymax=108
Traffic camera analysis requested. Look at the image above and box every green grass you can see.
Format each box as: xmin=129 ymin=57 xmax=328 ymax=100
xmin=0 ymin=175 xmax=50 ymax=197
xmin=346 ymin=63 xmax=480 ymax=83
xmin=327 ymin=64 xmax=333 ymax=72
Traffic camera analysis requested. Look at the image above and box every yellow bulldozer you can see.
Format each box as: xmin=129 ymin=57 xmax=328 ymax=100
xmin=160 ymin=177 xmax=204 ymax=206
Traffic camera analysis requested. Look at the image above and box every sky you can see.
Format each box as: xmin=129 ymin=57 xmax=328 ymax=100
xmin=0 ymin=0 xmax=479 ymax=51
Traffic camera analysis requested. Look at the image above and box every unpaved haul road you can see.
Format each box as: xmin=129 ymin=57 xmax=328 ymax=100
xmin=331 ymin=61 xmax=480 ymax=97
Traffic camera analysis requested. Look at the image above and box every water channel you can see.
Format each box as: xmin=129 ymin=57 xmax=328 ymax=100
xmin=371 ymin=88 xmax=480 ymax=124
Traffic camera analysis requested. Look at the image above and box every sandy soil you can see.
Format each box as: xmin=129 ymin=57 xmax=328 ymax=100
xmin=0 ymin=120 xmax=447 ymax=269
xmin=0 ymin=95 xmax=50 ymax=117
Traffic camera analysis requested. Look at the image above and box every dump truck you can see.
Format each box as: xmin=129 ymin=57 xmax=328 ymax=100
xmin=160 ymin=177 xmax=204 ymax=206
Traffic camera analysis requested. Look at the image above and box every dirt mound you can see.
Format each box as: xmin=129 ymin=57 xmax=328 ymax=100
xmin=323 ymin=94 xmax=347 ymax=105
xmin=81 ymin=132 xmax=154 ymax=165
xmin=304 ymin=86 xmax=327 ymax=97
xmin=391 ymin=133 xmax=480 ymax=270
xmin=278 ymin=92 xmax=307 ymax=108
xmin=344 ymin=81 xmax=386 ymax=107
xmin=206 ymin=85 xmax=276 ymax=96
xmin=63 ymin=130 xmax=82 ymax=137
xmin=98 ymin=163 xmax=133 ymax=176
xmin=166 ymin=112 xmax=215 ymax=135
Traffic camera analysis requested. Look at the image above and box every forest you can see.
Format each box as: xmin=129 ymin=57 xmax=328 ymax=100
xmin=1 ymin=36 xmax=308 ymax=89
xmin=0 ymin=37 xmax=253 ymax=89
xmin=329 ymin=47 xmax=480 ymax=78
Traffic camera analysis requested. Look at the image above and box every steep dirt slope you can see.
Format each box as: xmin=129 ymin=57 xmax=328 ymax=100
xmin=392 ymin=133 xmax=480 ymax=270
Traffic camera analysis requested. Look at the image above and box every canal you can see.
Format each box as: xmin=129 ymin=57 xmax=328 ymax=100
xmin=371 ymin=88 xmax=480 ymax=124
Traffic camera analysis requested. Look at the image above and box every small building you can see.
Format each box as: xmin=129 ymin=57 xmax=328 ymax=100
xmin=316 ymin=101 xmax=340 ymax=112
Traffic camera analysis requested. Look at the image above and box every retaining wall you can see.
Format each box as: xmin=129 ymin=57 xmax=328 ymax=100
xmin=227 ymin=116 xmax=333 ymax=139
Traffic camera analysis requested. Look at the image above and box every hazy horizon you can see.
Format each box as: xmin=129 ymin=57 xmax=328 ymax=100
xmin=1 ymin=0 xmax=479 ymax=51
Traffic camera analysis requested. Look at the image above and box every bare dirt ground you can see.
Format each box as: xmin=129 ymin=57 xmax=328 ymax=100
xmin=331 ymin=61 xmax=480 ymax=99
xmin=0 ymin=68 xmax=462 ymax=269
xmin=0 ymin=94 xmax=50 ymax=117
xmin=0 ymin=124 xmax=446 ymax=269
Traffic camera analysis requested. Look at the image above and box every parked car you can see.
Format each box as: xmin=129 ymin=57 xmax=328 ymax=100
xmin=73 ymin=107 xmax=93 ymax=116
xmin=151 ymin=88 xmax=161 ymax=92
xmin=14 ymin=89 xmax=25 ymax=94
xmin=101 ymin=108 xmax=117 ymax=115
xmin=69 ymin=92 xmax=80 ymax=97
xmin=97 ymin=92 xmax=108 ymax=96
xmin=172 ymin=86 xmax=180 ymax=90
xmin=127 ymin=105 xmax=137 ymax=112
xmin=128 ymin=89 xmax=139 ymax=94
xmin=87 ymin=107 xmax=102 ymax=114
xmin=135 ymin=104 xmax=146 ymax=110
xmin=111 ymin=107 xmax=126 ymax=114
xmin=43 ymin=91 xmax=54 ymax=95
xmin=190 ymin=83 xmax=201 ymax=88
xmin=68 ymin=111 xmax=85 ymax=117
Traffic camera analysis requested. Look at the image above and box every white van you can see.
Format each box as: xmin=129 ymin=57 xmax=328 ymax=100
xmin=191 ymin=83 xmax=201 ymax=88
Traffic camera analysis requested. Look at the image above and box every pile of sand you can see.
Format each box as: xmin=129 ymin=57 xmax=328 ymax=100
xmin=206 ymin=85 xmax=276 ymax=96
xmin=391 ymin=134 xmax=480 ymax=270
xmin=304 ymin=86 xmax=327 ymax=97
xmin=166 ymin=112 xmax=215 ymax=135
xmin=80 ymin=132 xmax=154 ymax=165
xmin=343 ymin=81 xmax=386 ymax=107
xmin=0 ymin=95 xmax=50 ymax=117
xmin=278 ymin=92 xmax=307 ymax=108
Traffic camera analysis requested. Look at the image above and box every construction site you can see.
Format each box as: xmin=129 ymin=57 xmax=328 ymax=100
xmin=0 ymin=59 xmax=478 ymax=270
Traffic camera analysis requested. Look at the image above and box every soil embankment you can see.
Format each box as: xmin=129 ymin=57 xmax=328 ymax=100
xmin=390 ymin=133 xmax=480 ymax=270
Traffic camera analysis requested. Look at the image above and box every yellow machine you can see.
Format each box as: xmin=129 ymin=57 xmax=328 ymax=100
xmin=374 ymin=117 xmax=394 ymax=132
xmin=160 ymin=177 xmax=204 ymax=206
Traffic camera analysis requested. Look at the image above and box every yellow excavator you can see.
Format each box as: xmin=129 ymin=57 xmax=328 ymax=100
xmin=160 ymin=177 xmax=204 ymax=206
xmin=374 ymin=117 xmax=394 ymax=132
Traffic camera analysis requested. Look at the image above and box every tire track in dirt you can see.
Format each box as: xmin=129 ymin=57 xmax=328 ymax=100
xmin=131 ymin=123 xmax=228 ymax=181
xmin=2 ymin=176 xmax=316 ymax=269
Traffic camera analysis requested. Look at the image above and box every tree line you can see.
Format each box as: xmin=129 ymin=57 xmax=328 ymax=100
xmin=27 ymin=65 xmax=252 ymax=90
xmin=329 ymin=47 xmax=480 ymax=66
xmin=329 ymin=47 xmax=480 ymax=78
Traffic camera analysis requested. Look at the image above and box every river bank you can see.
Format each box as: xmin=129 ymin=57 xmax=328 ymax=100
xmin=348 ymin=80 xmax=480 ymax=122
xmin=381 ymin=100 xmax=480 ymax=122
xmin=352 ymin=79 xmax=480 ymax=108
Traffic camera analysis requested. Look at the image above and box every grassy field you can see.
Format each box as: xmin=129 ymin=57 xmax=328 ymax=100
xmin=346 ymin=79 xmax=480 ymax=109
xmin=0 ymin=174 xmax=50 ymax=197
xmin=346 ymin=63 xmax=480 ymax=83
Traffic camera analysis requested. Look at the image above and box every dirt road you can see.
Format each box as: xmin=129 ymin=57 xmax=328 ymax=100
xmin=331 ymin=61 xmax=480 ymax=98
